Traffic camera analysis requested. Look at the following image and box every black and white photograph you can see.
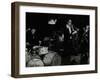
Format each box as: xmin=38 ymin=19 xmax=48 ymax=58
xmin=25 ymin=12 xmax=90 ymax=67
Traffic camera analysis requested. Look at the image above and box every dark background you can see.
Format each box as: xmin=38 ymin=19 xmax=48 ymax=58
xmin=26 ymin=12 xmax=89 ymax=37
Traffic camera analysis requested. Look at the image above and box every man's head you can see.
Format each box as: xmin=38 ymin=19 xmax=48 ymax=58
xmin=31 ymin=28 xmax=36 ymax=35
xmin=58 ymin=34 xmax=64 ymax=42
xmin=67 ymin=19 xmax=72 ymax=25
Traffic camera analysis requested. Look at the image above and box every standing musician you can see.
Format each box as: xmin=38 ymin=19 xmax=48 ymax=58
xmin=65 ymin=19 xmax=79 ymax=56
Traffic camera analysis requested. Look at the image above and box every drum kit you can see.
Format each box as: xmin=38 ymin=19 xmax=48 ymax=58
xmin=26 ymin=45 xmax=61 ymax=67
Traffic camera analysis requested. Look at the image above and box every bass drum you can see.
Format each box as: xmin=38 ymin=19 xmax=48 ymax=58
xmin=27 ymin=58 xmax=44 ymax=67
xmin=43 ymin=51 xmax=61 ymax=66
